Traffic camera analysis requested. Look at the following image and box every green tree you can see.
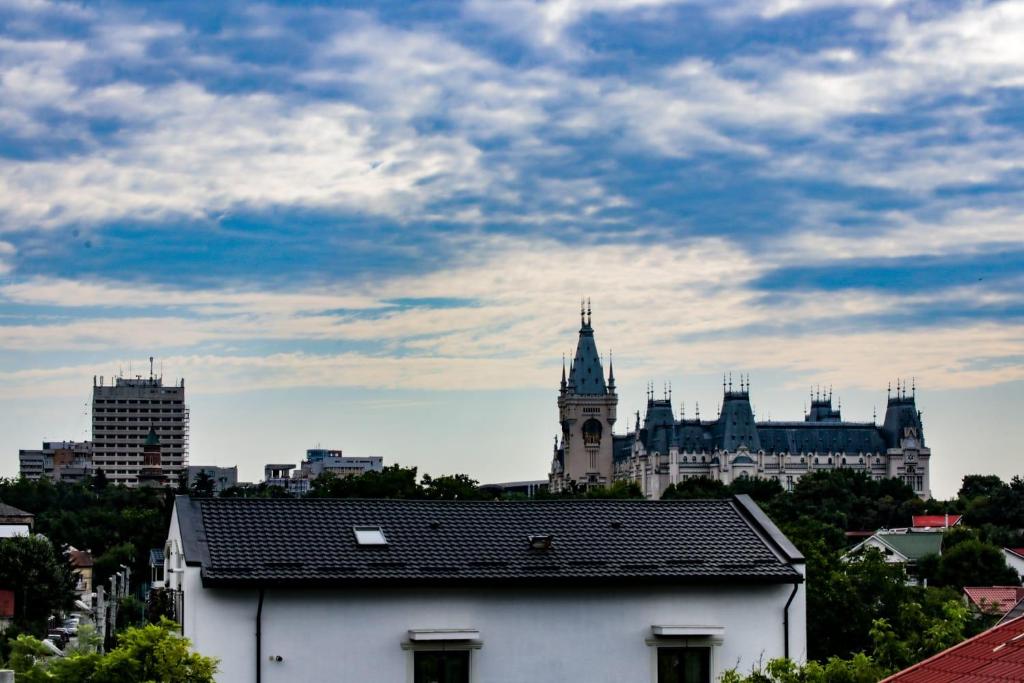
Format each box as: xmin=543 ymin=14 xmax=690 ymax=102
xmin=308 ymin=464 xmax=422 ymax=499
xmin=0 ymin=535 xmax=75 ymax=635
xmin=8 ymin=619 xmax=218 ymax=682
xmin=421 ymin=473 xmax=490 ymax=500
xmin=932 ymin=539 xmax=1019 ymax=589
xmin=660 ymin=477 xmax=729 ymax=499
xmin=189 ymin=470 xmax=216 ymax=497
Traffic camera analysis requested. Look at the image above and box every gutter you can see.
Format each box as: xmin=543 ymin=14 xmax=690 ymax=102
xmin=783 ymin=581 xmax=799 ymax=659
xmin=256 ymin=588 xmax=265 ymax=683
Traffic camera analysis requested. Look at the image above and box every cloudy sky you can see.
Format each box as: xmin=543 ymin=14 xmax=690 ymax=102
xmin=1 ymin=0 xmax=1022 ymax=497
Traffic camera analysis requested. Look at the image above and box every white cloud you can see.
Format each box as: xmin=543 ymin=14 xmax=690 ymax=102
xmin=2 ymin=233 xmax=1021 ymax=397
xmin=0 ymin=240 xmax=13 ymax=274
xmin=787 ymin=207 xmax=1024 ymax=261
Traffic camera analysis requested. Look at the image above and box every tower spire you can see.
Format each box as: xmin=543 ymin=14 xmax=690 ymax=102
xmin=607 ymin=350 xmax=615 ymax=391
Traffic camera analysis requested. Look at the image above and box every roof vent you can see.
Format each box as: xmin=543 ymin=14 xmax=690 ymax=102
xmin=353 ymin=526 xmax=388 ymax=546
xmin=528 ymin=534 xmax=553 ymax=550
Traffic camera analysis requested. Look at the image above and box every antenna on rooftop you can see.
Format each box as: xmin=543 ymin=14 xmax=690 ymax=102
xmin=149 ymin=356 xmax=154 ymax=380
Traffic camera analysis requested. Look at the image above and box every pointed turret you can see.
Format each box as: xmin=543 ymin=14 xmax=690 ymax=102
xmin=566 ymin=302 xmax=607 ymax=395
xmin=560 ymin=354 xmax=567 ymax=395
xmin=607 ymin=351 xmax=616 ymax=393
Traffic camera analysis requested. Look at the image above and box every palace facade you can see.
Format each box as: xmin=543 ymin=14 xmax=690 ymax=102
xmin=549 ymin=308 xmax=931 ymax=499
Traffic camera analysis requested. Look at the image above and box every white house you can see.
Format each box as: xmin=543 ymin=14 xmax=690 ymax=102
xmin=1003 ymin=548 xmax=1024 ymax=583
xmin=164 ymin=495 xmax=806 ymax=683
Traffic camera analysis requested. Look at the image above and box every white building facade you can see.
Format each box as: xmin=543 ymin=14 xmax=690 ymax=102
xmin=164 ymin=495 xmax=806 ymax=683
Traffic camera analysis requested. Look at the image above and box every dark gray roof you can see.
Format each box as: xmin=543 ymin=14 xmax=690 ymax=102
xmin=0 ymin=502 xmax=33 ymax=519
xmin=567 ymin=321 xmax=607 ymax=395
xmin=149 ymin=548 xmax=164 ymax=566
xmin=175 ymin=496 xmax=802 ymax=588
xmin=617 ymin=392 xmax=909 ymax=457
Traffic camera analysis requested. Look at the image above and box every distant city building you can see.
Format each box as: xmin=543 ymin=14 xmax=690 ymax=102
xmin=264 ymin=464 xmax=309 ymax=496
xmin=550 ymin=304 xmax=932 ymax=499
xmin=92 ymin=361 xmax=188 ymax=487
xmin=18 ymin=441 xmax=93 ymax=483
xmin=187 ymin=466 xmax=239 ymax=494
xmin=479 ymin=480 xmax=548 ymax=498
xmin=263 ymin=452 xmax=383 ymax=496
xmin=302 ymin=451 xmax=383 ymax=479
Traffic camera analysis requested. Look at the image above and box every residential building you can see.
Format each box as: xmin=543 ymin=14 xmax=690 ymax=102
xmin=301 ymin=452 xmax=382 ymax=479
xmin=186 ymin=466 xmax=238 ymax=494
xmin=92 ymin=366 xmax=188 ymax=487
xmin=882 ymin=615 xmax=1024 ymax=681
xmin=963 ymin=586 xmax=1024 ymax=617
xmin=845 ymin=531 xmax=943 ymax=584
xmin=263 ymin=464 xmax=310 ymax=495
xmin=164 ymin=495 xmax=807 ymax=682
xmin=0 ymin=502 xmax=33 ymax=538
xmin=68 ymin=548 xmax=94 ymax=599
xmin=479 ymin=480 xmax=549 ymax=497
xmin=1003 ymin=548 xmax=1024 ymax=582
xmin=262 ymin=453 xmax=383 ymax=495
xmin=550 ymin=306 xmax=932 ymax=499
xmin=911 ymin=514 xmax=961 ymax=530
xmin=18 ymin=441 xmax=93 ymax=483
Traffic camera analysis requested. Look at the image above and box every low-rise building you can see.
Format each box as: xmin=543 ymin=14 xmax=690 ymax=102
xmin=164 ymin=494 xmax=807 ymax=682
xmin=911 ymin=514 xmax=961 ymax=531
xmin=963 ymin=586 xmax=1024 ymax=617
xmin=0 ymin=502 xmax=33 ymax=538
xmin=1002 ymin=548 xmax=1024 ymax=582
xmin=18 ymin=441 xmax=93 ymax=483
xmin=68 ymin=548 xmax=94 ymax=599
xmin=845 ymin=531 xmax=943 ymax=584
xmin=263 ymin=464 xmax=310 ymax=495
xmin=186 ymin=466 xmax=238 ymax=494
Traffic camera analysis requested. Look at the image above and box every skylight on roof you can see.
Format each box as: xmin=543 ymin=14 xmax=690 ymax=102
xmin=353 ymin=526 xmax=388 ymax=546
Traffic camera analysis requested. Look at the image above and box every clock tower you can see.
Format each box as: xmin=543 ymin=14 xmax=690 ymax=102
xmin=551 ymin=301 xmax=617 ymax=491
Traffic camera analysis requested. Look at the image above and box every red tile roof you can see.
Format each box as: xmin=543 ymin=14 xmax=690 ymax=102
xmin=1005 ymin=548 xmax=1024 ymax=559
xmin=912 ymin=514 xmax=962 ymax=529
xmin=883 ymin=616 xmax=1024 ymax=682
xmin=964 ymin=587 xmax=1024 ymax=615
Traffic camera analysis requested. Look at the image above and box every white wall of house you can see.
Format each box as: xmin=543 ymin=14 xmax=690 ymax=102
xmin=1003 ymin=550 xmax=1024 ymax=583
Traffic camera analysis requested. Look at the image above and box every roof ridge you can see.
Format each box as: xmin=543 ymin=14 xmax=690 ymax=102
xmin=881 ymin=615 xmax=1024 ymax=682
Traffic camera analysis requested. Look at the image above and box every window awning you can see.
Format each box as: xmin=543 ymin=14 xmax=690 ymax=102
xmin=408 ymin=629 xmax=480 ymax=641
xmin=651 ymin=625 xmax=725 ymax=638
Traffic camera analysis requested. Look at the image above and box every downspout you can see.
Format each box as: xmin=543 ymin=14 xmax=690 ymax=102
xmin=256 ymin=588 xmax=265 ymax=683
xmin=783 ymin=581 xmax=799 ymax=660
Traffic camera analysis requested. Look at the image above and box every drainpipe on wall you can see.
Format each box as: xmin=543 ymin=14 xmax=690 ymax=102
xmin=783 ymin=582 xmax=799 ymax=660
xmin=256 ymin=588 xmax=265 ymax=683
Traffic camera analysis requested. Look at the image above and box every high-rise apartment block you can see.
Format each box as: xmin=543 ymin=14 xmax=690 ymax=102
xmin=92 ymin=366 xmax=188 ymax=487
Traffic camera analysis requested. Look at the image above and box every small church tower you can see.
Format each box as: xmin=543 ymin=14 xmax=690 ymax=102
xmin=138 ymin=425 xmax=165 ymax=488
xmin=551 ymin=300 xmax=617 ymax=491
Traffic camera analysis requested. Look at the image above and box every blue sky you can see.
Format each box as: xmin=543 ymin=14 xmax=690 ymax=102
xmin=1 ymin=0 xmax=1022 ymax=496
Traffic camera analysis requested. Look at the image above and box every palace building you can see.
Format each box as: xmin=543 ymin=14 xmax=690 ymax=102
xmin=549 ymin=305 xmax=931 ymax=499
